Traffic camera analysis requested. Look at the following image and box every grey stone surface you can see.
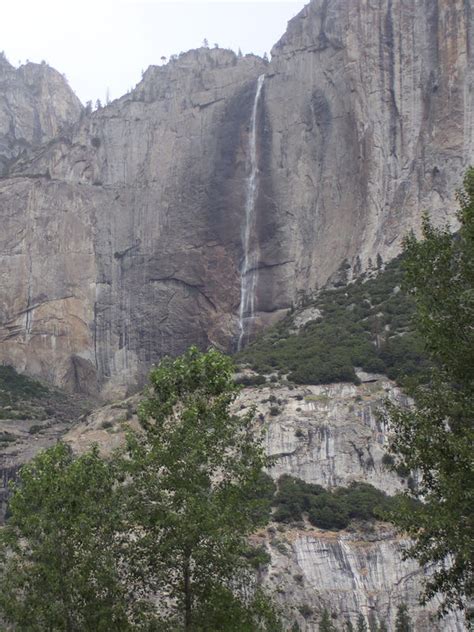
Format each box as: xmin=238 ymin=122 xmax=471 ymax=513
xmin=0 ymin=49 xmax=267 ymax=396
xmin=238 ymin=378 xmax=405 ymax=494
xmin=264 ymin=0 xmax=474 ymax=295
xmin=0 ymin=54 xmax=83 ymax=174
xmin=0 ymin=1 xmax=472 ymax=396
xmin=259 ymin=524 xmax=466 ymax=631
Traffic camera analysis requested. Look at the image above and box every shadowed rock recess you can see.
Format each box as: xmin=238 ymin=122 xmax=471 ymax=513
xmin=0 ymin=0 xmax=473 ymax=399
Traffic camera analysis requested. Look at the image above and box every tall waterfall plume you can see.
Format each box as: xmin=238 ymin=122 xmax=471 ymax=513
xmin=237 ymin=74 xmax=265 ymax=352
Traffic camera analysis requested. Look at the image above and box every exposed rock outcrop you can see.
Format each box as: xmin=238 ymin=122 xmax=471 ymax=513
xmin=0 ymin=1 xmax=472 ymax=395
xmin=260 ymin=524 xmax=466 ymax=631
xmin=265 ymin=0 xmax=474 ymax=296
xmin=240 ymin=379 xmax=405 ymax=495
xmin=0 ymin=54 xmax=83 ymax=174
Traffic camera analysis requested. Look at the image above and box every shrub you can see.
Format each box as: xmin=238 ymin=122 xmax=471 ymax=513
xmin=298 ymin=604 xmax=313 ymax=619
xmin=235 ymin=254 xmax=430 ymax=388
xmin=272 ymin=476 xmax=397 ymax=530
xmin=0 ymin=432 xmax=16 ymax=444
xmin=308 ymin=496 xmax=349 ymax=530
xmin=28 ymin=424 xmax=44 ymax=435
xmin=273 ymin=475 xmax=325 ymax=523
xmin=381 ymin=453 xmax=395 ymax=468
xmin=395 ymin=463 xmax=410 ymax=478
xmin=0 ymin=365 xmax=47 ymax=407
xmin=243 ymin=471 xmax=277 ymax=526
xmin=242 ymin=545 xmax=271 ymax=570
xmin=234 ymin=374 xmax=266 ymax=387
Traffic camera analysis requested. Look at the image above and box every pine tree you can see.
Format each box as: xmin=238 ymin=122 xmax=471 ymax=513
xmin=356 ymin=613 xmax=368 ymax=632
xmin=395 ymin=603 xmax=412 ymax=632
xmin=319 ymin=607 xmax=337 ymax=631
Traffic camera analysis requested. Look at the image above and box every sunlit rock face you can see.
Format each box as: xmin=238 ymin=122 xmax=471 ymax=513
xmin=0 ymin=0 xmax=472 ymax=395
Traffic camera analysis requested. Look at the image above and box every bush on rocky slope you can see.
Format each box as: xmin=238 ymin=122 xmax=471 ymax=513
xmin=0 ymin=365 xmax=90 ymax=421
xmin=272 ymin=475 xmax=400 ymax=530
xmin=0 ymin=365 xmax=47 ymax=405
xmin=236 ymin=256 xmax=431 ymax=388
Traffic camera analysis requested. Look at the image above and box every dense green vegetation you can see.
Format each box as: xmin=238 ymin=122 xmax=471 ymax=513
xmin=0 ymin=365 xmax=47 ymax=404
xmin=271 ymin=475 xmax=399 ymax=531
xmin=0 ymin=364 xmax=88 ymax=422
xmin=0 ymin=443 xmax=135 ymax=631
xmin=0 ymin=365 xmax=47 ymax=420
xmin=384 ymin=168 xmax=474 ymax=619
xmin=236 ymin=255 xmax=431 ymax=387
xmin=0 ymin=348 xmax=281 ymax=632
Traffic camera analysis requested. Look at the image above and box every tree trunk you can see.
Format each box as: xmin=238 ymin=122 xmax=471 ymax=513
xmin=184 ymin=558 xmax=192 ymax=631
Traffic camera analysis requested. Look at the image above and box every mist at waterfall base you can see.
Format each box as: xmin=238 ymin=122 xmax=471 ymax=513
xmin=237 ymin=74 xmax=265 ymax=352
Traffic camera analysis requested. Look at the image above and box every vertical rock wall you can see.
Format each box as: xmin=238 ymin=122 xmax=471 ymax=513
xmin=264 ymin=0 xmax=474 ymax=296
xmin=0 ymin=1 xmax=472 ymax=394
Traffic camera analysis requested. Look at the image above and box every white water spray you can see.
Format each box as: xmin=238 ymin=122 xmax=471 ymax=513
xmin=237 ymin=74 xmax=265 ymax=351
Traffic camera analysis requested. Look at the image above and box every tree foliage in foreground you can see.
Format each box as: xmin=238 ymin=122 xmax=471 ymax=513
xmin=0 ymin=444 xmax=145 ymax=631
xmin=384 ymin=168 xmax=474 ymax=618
xmin=126 ymin=346 xmax=280 ymax=631
xmin=0 ymin=347 xmax=280 ymax=631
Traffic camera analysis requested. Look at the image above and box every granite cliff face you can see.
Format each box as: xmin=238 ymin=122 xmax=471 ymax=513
xmin=0 ymin=54 xmax=83 ymax=175
xmin=264 ymin=0 xmax=474 ymax=294
xmin=0 ymin=49 xmax=267 ymax=396
xmin=0 ymin=0 xmax=473 ymax=395
xmin=262 ymin=524 xmax=466 ymax=631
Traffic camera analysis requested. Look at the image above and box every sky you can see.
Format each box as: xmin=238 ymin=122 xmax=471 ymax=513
xmin=0 ymin=0 xmax=306 ymax=105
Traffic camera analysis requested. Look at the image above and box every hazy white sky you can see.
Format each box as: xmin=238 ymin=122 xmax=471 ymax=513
xmin=0 ymin=0 xmax=306 ymax=105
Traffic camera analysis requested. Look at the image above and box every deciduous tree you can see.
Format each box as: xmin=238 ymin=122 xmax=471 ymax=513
xmin=125 ymin=346 xmax=279 ymax=631
xmin=384 ymin=168 xmax=474 ymax=618
xmin=0 ymin=444 xmax=143 ymax=631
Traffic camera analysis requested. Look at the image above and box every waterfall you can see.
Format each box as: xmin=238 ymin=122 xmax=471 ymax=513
xmin=237 ymin=74 xmax=265 ymax=352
